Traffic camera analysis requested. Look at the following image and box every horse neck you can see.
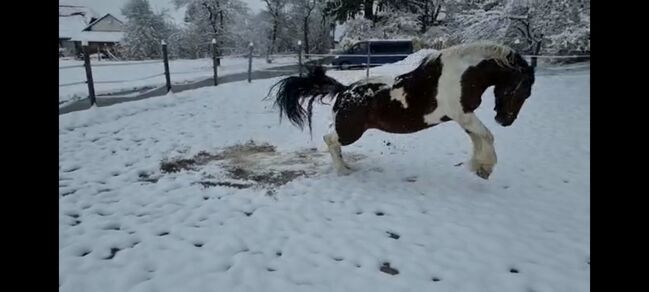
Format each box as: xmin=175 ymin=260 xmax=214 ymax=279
xmin=463 ymin=59 xmax=509 ymax=91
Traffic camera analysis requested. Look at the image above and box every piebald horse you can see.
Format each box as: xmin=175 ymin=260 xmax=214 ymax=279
xmin=266 ymin=42 xmax=535 ymax=179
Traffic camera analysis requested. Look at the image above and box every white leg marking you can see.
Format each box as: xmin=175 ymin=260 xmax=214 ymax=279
xmin=323 ymin=132 xmax=352 ymax=175
xmin=458 ymin=113 xmax=497 ymax=179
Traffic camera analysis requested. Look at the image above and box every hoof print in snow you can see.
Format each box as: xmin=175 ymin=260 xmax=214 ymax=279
xmin=157 ymin=232 xmax=170 ymax=237
xmin=104 ymin=247 xmax=121 ymax=260
xmin=509 ymin=268 xmax=519 ymax=274
xmin=386 ymin=231 xmax=400 ymax=240
xmin=103 ymin=223 xmax=120 ymax=231
xmin=275 ymin=251 xmax=282 ymax=257
xmin=137 ymin=172 xmax=159 ymax=183
xmin=243 ymin=211 xmax=254 ymax=217
xmin=375 ymin=211 xmax=385 ymax=216
xmin=267 ymin=268 xmax=276 ymax=272
xmin=403 ymin=176 xmax=417 ymax=182
xmin=61 ymin=190 xmax=76 ymax=197
xmin=63 ymin=166 xmax=80 ymax=173
xmin=333 ymin=257 xmax=344 ymax=262
xmin=432 ymin=277 xmax=441 ymax=282
xmin=70 ymin=219 xmax=81 ymax=226
xmin=193 ymin=242 xmax=204 ymax=248
xmin=79 ymin=250 xmax=91 ymax=257
xmin=380 ymin=262 xmax=399 ymax=275
xmin=454 ymin=162 xmax=464 ymax=167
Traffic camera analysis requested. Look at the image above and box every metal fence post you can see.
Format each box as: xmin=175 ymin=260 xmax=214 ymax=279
xmin=212 ymin=38 xmax=218 ymax=86
xmin=248 ymin=42 xmax=253 ymax=83
xmin=298 ymin=40 xmax=303 ymax=77
xmin=161 ymin=40 xmax=171 ymax=92
xmin=82 ymin=41 xmax=96 ymax=106
xmin=366 ymin=41 xmax=371 ymax=79
xmin=531 ymin=41 xmax=542 ymax=68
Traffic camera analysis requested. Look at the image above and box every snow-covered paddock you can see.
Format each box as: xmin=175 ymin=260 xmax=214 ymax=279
xmin=59 ymin=52 xmax=589 ymax=292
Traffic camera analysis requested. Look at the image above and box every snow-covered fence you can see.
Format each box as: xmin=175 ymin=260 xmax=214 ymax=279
xmin=59 ymin=39 xmax=589 ymax=113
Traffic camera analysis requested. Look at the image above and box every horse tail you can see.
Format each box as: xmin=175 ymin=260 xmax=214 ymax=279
xmin=266 ymin=66 xmax=346 ymax=134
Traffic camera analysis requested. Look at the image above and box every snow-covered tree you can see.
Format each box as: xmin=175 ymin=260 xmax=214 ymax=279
xmin=289 ymin=0 xmax=317 ymax=55
xmin=121 ymin=0 xmax=175 ymax=60
xmin=505 ymin=0 xmax=589 ymax=55
xmin=173 ymin=0 xmax=249 ymax=61
xmin=263 ymin=0 xmax=289 ymax=61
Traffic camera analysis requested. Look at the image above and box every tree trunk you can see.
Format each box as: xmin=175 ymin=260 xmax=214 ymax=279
xmin=204 ymin=3 xmax=220 ymax=64
xmin=432 ymin=4 xmax=441 ymax=25
xmin=421 ymin=0 xmax=429 ymax=33
xmin=303 ymin=16 xmax=310 ymax=57
xmin=363 ymin=0 xmax=373 ymax=20
xmin=267 ymin=19 xmax=278 ymax=63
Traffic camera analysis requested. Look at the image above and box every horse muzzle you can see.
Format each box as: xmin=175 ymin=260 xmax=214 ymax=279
xmin=495 ymin=114 xmax=515 ymax=127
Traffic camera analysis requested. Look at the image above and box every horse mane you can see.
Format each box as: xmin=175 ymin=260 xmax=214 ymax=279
xmin=440 ymin=41 xmax=516 ymax=69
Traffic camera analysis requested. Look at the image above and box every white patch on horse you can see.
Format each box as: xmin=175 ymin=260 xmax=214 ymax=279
xmin=422 ymin=42 xmax=514 ymax=125
xmin=390 ymin=87 xmax=408 ymax=108
xmin=364 ymin=88 xmax=374 ymax=97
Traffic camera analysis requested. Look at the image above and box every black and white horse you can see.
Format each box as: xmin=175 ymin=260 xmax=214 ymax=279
xmin=266 ymin=42 xmax=535 ymax=179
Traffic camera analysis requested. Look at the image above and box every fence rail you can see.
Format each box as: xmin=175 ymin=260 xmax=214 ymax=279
xmin=93 ymin=72 xmax=166 ymax=85
xmin=59 ymin=39 xmax=590 ymax=113
xmin=90 ymin=60 xmax=164 ymax=68
xmin=59 ymin=81 xmax=87 ymax=87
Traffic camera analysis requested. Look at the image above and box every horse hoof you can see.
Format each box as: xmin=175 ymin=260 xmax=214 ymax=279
xmin=476 ymin=168 xmax=491 ymax=180
xmin=336 ymin=166 xmax=354 ymax=176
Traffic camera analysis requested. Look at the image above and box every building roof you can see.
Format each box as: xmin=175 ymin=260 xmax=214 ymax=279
xmin=59 ymin=2 xmax=124 ymax=43
xmin=83 ymin=13 xmax=124 ymax=31
xmin=71 ymin=31 xmax=125 ymax=43
xmin=59 ymin=14 xmax=88 ymax=39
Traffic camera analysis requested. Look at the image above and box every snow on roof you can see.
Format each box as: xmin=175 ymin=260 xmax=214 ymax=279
xmin=59 ymin=14 xmax=88 ymax=39
xmin=83 ymin=13 xmax=124 ymax=31
xmin=71 ymin=31 xmax=124 ymax=43
xmin=59 ymin=2 xmax=99 ymax=28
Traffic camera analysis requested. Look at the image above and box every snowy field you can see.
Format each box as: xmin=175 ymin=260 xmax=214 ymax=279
xmin=59 ymin=56 xmax=301 ymax=107
xmin=59 ymin=51 xmax=590 ymax=292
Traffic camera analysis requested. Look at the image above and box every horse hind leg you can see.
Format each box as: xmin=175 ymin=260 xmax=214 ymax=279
xmin=324 ymin=132 xmax=352 ymax=175
xmin=323 ymin=121 xmax=366 ymax=175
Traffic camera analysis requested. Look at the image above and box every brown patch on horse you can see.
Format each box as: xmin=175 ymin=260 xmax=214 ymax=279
xmin=333 ymin=57 xmax=444 ymax=145
xmin=459 ymin=59 xmax=504 ymax=113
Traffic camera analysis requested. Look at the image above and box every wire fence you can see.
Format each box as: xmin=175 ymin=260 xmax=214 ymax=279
xmin=59 ymin=39 xmax=589 ymax=111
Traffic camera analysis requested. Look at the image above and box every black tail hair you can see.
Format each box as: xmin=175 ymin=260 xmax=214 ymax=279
xmin=266 ymin=66 xmax=346 ymax=134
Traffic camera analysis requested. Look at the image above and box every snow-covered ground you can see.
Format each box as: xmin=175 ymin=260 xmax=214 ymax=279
xmin=59 ymin=56 xmax=301 ymax=106
xmin=59 ymin=52 xmax=589 ymax=291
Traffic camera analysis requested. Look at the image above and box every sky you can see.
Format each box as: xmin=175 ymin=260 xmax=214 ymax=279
xmin=62 ymin=0 xmax=267 ymax=24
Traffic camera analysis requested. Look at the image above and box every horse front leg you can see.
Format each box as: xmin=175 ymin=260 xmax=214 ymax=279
xmin=458 ymin=113 xmax=497 ymax=179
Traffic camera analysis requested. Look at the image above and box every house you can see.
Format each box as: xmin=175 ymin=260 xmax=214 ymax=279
xmin=72 ymin=14 xmax=125 ymax=57
xmin=59 ymin=2 xmax=98 ymax=56
xmin=59 ymin=1 xmax=124 ymax=58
